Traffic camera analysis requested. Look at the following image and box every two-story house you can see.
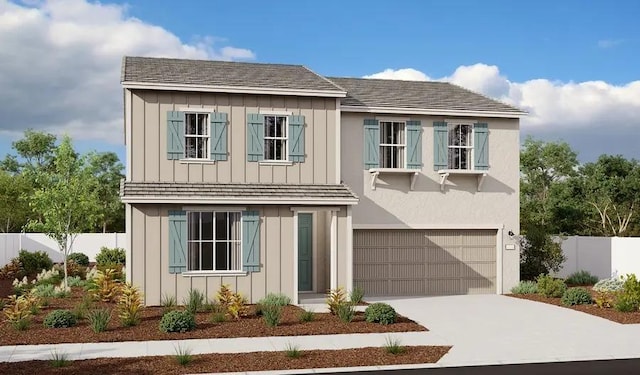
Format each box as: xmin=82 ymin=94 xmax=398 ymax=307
xmin=120 ymin=57 xmax=524 ymax=305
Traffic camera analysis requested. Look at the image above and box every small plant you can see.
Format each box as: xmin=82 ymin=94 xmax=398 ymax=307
xmin=88 ymin=309 xmax=111 ymax=333
xmin=383 ymin=337 xmax=406 ymax=355
xmin=593 ymin=278 xmax=624 ymax=292
xmin=184 ymin=289 xmax=205 ymax=314
xmin=161 ymin=293 xmax=177 ymax=313
xmin=258 ymin=293 xmax=291 ymax=307
xmin=536 ymin=274 xmax=567 ymax=298
xmin=43 ymin=309 xmax=77 ymax=328
xmin=350 ymin=286 xmax=365 ymax=304
xmin=0 ymin=258 xmax=25 ymax=280
xmin=336 ymin=302 xmax=356 ymax=323
xmin=32 ymin=283 xmax=56 ymax=298
xmin=298 ymin=308 xmax=315 ymax=322
xmin=24 ymin=292 xmax=42 ymax=315
xmin=50 ymin=350 xmax=69 ymax=368
xmin=510 ymin=280 xmax=538 ymax=294
xmin=160 ymin=310 xmax=196 ymax=333
xmin=87 ymin=268 xmax=121 ymax=302
xmin=67 ymin=252 xmax=90 ymax=267
xmin=565 ymin=270 xmax=599 ymax=286
xmin=67 ymin=275 xmax=86 ymax=288
xmin=594 ymin=291 xmax=618 ymax=308
xmin=118 ymin=282 xmax=144 ymax=327
xmin=284 ymin=342 xmax=302 ymax=359
xmin=365 ymin=303 xmax=397 ymax=325
xmin=210 ymin=311 xmax=226 ymax=323
xmin=262 ymin=304 xmax=283 ymax=327
xmin=215 ymin=284 xmax=247 ymax=320
xmin=53 ymin=283 xmax=71 ymax=298
xmin=72 ymin=298 xmax=92 ymax=321
xmin=96 ymin=246 xmax=126 ymax=266
xmin=65 ymin=259 xmax=87 ymax=279
xmin=326 ymin=287 xmax=348 ymax=315
xmin=3 ymin=295 xmax=32 ymax=330
xmin=561 ymin=287 xmax=593 ymax=306
xmin=615 ymin=274 xmax=640 ymax=312
xmin=34 ymin=267 xmax=62 ymax=286
xmin=12 ymin=276 xmax=31 ymax=295
xmin=615 ymin=293 xmax=638 ymax=312
xmin=19 ymin=250 xmax=53 ymax=275
xmin=174 ymin=344 xmax=193 ymax=366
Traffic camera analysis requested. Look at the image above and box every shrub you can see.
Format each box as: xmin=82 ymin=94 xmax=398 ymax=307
xmin=67 ymin=275 xmax=86 ymax=288
xmin=32 ymin=283 xmax=55 ymax=298
xmin=88 ymin=309 xmax=111 ymax=333
xmin=96 ymin=247 xmax=126 ymax=266
xmin=510 ymin=280 xmax=538 ymax=294
xmin=258 ymin=293 xmax=291 ymax=307
xmin=298 ymin=309 xmax=314 ymax=323
xmin=87 ymin=268 xmax=121 ymax=302
xmin=262 ymin=304 xmax=283 ymax=327
xmin=561 ymin=287 xmax=593 ymax=306
xmin=383 ymin=337 xmax=406 ymax=355
xmin=284 ymin=343 xmax=301 ymax=359
xmin=34 ymin=267 xmax=62 ymax=286
xmin=215 ymin=284 xmax=247 ymax=320
xmin=536 ymin=274 xmax=567 ymax=298
xmin=43 ymin=309 xmax=77 ymax=328
xmin=615 ymin=274 xmax=640 ymax=312
xmin=364 ymin=303 xmax=397 ymax=325
xmin=19 ymin=250 xmax=53 ymax=275
xmin=594 ymin=291 xmax=618 ymax=308
xmin=3 ymin=295 xmax=33 ymax=330
xmin=65 ymin=260 xmax=86 ymax=279
xmin=174 ymin=344 xmax=193 ymax=366
xmin=183 ymin=289 xmax=205 ymax=314
xmin=350 ymin=286 xmax=365 ymax=304
xmin=118 ymin=283 xmax=144 ymax=327
xmin=0 ymin=258 xmax=25 ymax=280
xmin=326 ymin=287 xmax=348 ymax=315
xmin=67 ymin=252 xmax=89 ymax=267
xmin=161 ymin=293 xmax=177 ymax=314
xmin=336 ymin=302 xmax=356 ymax=323
xmin=565 ymin=270 xmax=599 ymax=286
xmin=593 ymin=278 xmax=624 ymax=292
xmin=159 ymin=310 xmax=196 ymax=333
xmin=615 ymin=294 xmax=637 ymax=312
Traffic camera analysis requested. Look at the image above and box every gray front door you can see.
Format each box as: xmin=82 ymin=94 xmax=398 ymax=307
xmin=298 ymin=213 xmax=313 ymax=291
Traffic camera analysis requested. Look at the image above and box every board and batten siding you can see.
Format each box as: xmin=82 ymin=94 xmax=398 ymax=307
xmin=130 ymin=204 xmax=350 ymax=305
xmin=128 ymin=90 xmax=337 ymax=185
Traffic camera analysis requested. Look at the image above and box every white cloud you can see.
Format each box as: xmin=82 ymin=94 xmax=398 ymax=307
xmin=0 ymin=0 xmax=256 ymax=144
xmin=597 ymin=39 xmax=623 ymax=48
xmin=363 ymin=68 xmax=431 ymax=81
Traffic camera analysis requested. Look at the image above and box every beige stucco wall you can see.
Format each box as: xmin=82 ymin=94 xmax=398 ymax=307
xmin=130 ymin=204 xmax=349 ymax=305
xmin=127 ymin=90 xmax=338 ymax=184
xmin=340 ymin=112 xmax=520 ymax=292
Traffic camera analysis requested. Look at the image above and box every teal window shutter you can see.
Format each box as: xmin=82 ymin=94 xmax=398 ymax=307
xmin=406 ymin=120 xmax=422 ymax=169
xmin=363 ymin=119 xmax=380 ymax=169
xmin=168 ymin=210 xmax=187 ymax=274
xmin=242 ymin=211 xmax=260 ymax=272
xmin=210 ymin=112 xmax=228 ymax=161
xmin=167 ymin=111 xmax=185 ymax=160
xmin=288 ymin=115 xmax=305 ymax=162
xmin=246 ymin=114 xmax=264 ymax=162
xmin=474 ymin=123 xmax=489 ymax=170
xmin=433 ymin=121 xmax=448 ymax=171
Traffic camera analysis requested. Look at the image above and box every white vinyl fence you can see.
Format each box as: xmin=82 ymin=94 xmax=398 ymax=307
xmin=556 ymin=236 xmax=640 ymax=280
xmin=0 ymin=233 xmax=126 ymax=266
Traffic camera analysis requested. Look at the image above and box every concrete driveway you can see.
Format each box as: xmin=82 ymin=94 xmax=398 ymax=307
xmin=369 ymin=295 xmax=640 ymax=366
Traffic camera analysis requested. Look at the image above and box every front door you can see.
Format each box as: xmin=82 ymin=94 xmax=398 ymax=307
xmin=298 ymin=213 xmax=313 ymax=292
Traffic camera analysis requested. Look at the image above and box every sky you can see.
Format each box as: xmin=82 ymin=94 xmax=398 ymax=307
xmin=0 ymin=0 xmax=639 ymax=165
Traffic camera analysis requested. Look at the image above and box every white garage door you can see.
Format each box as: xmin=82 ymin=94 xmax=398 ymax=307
xmin=353 ymin=229 xmax=497 ymax=296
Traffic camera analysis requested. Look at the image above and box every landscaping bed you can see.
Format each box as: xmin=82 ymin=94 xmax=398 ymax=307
xmin=0 ymin=288 xmax=426 ymax=346
xmin=0 ymin=346 xmax=451 ymax=374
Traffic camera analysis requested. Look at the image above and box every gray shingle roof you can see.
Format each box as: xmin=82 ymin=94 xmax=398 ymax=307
xmin=121 ymin=56 xmax=345 ymax=94
xmin=328 ymin=77 xmax=523 ymax=114
xmin=120 ymin=182 xmax=358 ymax=204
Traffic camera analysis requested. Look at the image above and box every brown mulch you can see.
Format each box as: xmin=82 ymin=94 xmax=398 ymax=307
xmin=509 ymin=290 xmax=640 ymax=324
xmin=0 ymin=288 xmax=427 ymax=346
xmin=0 ymin=346 xmax=451 ymax=375
xmin=0 ymin=278 xmax=13 ymax=299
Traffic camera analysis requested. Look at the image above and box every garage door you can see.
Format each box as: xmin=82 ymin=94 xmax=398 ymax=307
xmin=353 ymin=229 xmax=496 ymax=296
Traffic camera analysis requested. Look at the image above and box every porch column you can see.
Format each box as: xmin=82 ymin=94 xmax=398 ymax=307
xmin=330 ymin=209 xmax=338 ymax=290
xmin=292 ymin=211 xmax=299 ymax=305
xmin=346 ymin=206 xmax=353 ymax=291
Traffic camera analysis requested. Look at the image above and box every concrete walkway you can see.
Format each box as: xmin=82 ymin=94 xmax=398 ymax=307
xmin=1 ymin=295 xmax=640 ymax=373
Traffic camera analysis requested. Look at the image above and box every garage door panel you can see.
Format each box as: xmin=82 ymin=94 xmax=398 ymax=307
xmin=354 ymin=229 xmax=497 ymax=296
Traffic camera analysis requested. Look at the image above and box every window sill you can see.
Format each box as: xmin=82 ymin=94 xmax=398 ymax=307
xmin=437 ymin=169 xmax=488 ymax=192
xmin=259 ymin=161 xmax=294 ymax=166
xmin=368 ymin=168 xmax=420 ymax=191
xmin=179 ymin=159 xmax=216 ymax=164
xmin=181 ymin=271 xmax=248 ymax=277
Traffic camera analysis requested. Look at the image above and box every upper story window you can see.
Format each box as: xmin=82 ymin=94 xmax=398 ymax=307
xmin=379 ymin=121 xmax=406 ymax=168
xmin=447 ymin=123 xmax=473 ymax=170
xmin=185 ymin=113 xmax=209 ymax=159
xmin=264 ymin=115 xmax=288 ymax=161
xmin=187 ymin=211 xmax=242 ymax=271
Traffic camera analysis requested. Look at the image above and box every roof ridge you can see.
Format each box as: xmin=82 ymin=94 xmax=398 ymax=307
xmin=123 ymin=55 xmax=307 ymax=68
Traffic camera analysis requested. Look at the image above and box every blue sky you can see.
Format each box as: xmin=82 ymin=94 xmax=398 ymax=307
xmin=0 ymin=0 xmax=639 ymax=165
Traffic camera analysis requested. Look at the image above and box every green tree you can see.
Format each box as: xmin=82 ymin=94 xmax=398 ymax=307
xmin=0 ymin=130 xmax=57 ymax=175
xmin=0 ymin=171 xmax=31 ymax=232
xmin=25 ymin=135 xmax=102 ymax=288
xmin=87 ymin=152 xmax=125 ymax=232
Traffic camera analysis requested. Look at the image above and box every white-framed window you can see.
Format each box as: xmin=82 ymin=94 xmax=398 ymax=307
xmin=184 ymin=113 xmax=209 ymax=159
xmin=264 ymin=115 xmax=288 ymax=161
xmin=187 ymin=211 xmax=242 ymax=271
xmin=379 ymin=121 xmax=405 ymax=168
xmin=448 ymin=123 xmax=473 ymax=170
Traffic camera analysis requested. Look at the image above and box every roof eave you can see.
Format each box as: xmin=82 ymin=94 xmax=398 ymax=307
xmin=121 ymin=81 xmax=347 ymax=98
xmin=120 ymin=196 xmax=359 ymax=205
xmin=340 ymin=105 xmax=527 ymax=118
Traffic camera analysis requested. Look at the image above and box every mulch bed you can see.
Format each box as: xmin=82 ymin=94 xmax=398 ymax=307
xmin=509 ymin=290 xmax=640 ymax=324
xmin=0 ymin=346 xmax=452 ymax=374
xmin=0 ymin=288 xmax=427 ymax=346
